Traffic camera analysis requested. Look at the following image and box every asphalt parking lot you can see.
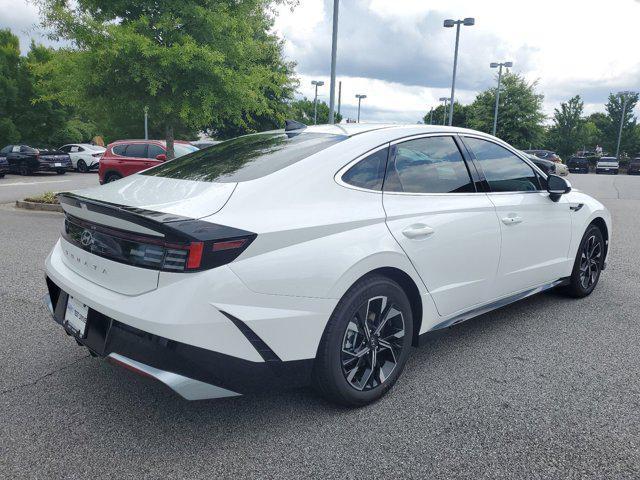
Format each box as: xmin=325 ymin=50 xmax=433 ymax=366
xmin=1 ymin=173 xmax=639 ymax=479
xmin=0 ymin=171 xmax=99 ymax=203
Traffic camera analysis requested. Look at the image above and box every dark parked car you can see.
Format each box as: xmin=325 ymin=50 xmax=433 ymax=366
xmin=567 ymin=156 xmax=590 ymax=174
xmin=523 ymin=149 xmax=563 ymax=163
xmin=628 ymin=157 xmax=640 ymax=175
xmin=0 ymin=155 xmax=8 ymax=178
xmin=0 ymin=145 xmax=72 ymax=175
xmin=525 ymin=153 xmax=555 ymax=175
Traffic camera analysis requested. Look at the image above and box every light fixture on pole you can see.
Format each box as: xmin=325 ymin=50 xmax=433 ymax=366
xmin=443 ymin=17 xmax=474 ymax=126
xmin=355 ymin=94 xmax=367 ymax=123
xmin=615 ymin=90 xmax=635 ymax=160
xmin=311 ymin=80 xmax=325 ymax=125
xmin=490 ymin=61 xmax=513 ymax=136
xmin=328 ymin=0 xmax=340 ymax=124
xmin=439 ymin=96 xmax=450 ymax=125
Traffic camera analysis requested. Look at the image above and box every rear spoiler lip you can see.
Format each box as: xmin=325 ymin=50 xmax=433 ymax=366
xmin=57 ymin=192 xmax=254 ymax=243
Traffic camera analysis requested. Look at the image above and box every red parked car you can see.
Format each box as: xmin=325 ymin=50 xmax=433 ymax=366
xmin=99 ymin=140 xmax=198 ymax=184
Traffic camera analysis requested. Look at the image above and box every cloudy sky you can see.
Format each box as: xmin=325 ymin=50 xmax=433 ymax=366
xmin=3 ymin=0 xmax=640 ymax=123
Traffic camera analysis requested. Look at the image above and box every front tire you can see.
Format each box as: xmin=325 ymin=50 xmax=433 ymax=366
xmin=56 ymin=169 xmax=66 ymax=175
xmin=313 ymin=275 xmax=413 ymax=406
xmin=77 ymin=159 xmax=88 ymax=173
xmin=562 ymin=225 xmax=605 ymax=298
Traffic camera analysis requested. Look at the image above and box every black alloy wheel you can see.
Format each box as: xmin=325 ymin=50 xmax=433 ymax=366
xmin=313 ymin=274 xmax=413 ymax=406
xmin=341 ymin=295 xmax=406 ymax=391
xmin=563 ymin=225 xmax=605 ymax=298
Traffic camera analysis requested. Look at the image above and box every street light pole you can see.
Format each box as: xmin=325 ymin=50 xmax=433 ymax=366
xmin=439 ymin=96 xmax=449 ymax=125
xmin=144 ymin=106 xmax=149 ymax=140
xmin=490 ymin=61 xmax=513 ymax=136
xmin=311 ymin=80 xmax=324 ymax=125
xmin=616 ymin=91 xmax=634 ymax=160
xmin=355 ymin=94 xmax=367 ymax=123
xmin=328 ymin=0 xmax=340 ymax=124
xmin=444 ymin=17 xmax=474 ymax=126
xmin=337 ymin=80 xmax=342 ymax=118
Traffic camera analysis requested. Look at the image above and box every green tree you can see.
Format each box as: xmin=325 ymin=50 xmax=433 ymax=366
xmin=423 ymin=102 xmax=468 ymax=127
xmin=287 ymin=98 xmax=343 ymax=125
xmin=467 ymin=72 xmax=545 ymax=149
xmin=0 ymin=29 xmax=21 ymax=146
xmin=603 ymin=92 xmax=639 ymax=156
xmin=37 ymin=0 xmax=298 ymax=158
xmin=584 ymin=112 xmax=608 ymax=151
xmin=546 ymin=95 xmax=587 ymax=158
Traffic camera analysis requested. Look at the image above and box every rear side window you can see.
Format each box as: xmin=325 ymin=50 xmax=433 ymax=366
xmin=147 ymin=144 xmax=165 ymax=159
xmin=0 ymin=146 xmax=11 ymax=154
xmin=112 ymin=144 xmax=127 ymax=155
xmin=464 ymin=137 xmax=540 ymax=192
xmin=124 ymin=144 xmax=148 ymax=158
xmin=384 ymin=136 xmax=475 ymax=194
xmin=341 ymin=147 xmax=388 ymax=191
xmin=141 ymin=132 xmax=347 ymax=183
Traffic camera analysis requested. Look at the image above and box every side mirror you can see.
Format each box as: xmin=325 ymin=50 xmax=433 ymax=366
xmin=547 ymin=174 xmax=571 ymax=201
xmin=156 ymin=154 xmax=166 ymax=161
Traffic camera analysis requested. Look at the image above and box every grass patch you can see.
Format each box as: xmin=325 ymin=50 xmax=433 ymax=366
xmin=23 ymin=191 xmax=59 ymax=204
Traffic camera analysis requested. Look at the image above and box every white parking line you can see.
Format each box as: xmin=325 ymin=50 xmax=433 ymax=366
xmin=0 ymin=180 xmax=72 ymax=187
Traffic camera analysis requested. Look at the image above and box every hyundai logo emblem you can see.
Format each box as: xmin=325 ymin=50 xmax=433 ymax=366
xmin=80 ymin=229 xmax=94 ymax=247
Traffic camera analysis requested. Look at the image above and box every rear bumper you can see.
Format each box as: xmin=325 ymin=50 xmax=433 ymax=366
xmin=37 ymin=161 xmax=73 ymax=172
xmin=44 ymin=278 xmax=313 ymax=397
xmin=44 ymin=239 xmax=333 ymax=398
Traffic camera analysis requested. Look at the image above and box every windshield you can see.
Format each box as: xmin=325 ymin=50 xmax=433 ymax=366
xmin=141 ymin=132 xmax=347 ymax=183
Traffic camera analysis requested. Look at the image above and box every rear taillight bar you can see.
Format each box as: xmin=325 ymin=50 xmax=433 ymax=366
xmin=63 ymin=214 xmax=255 ymax=272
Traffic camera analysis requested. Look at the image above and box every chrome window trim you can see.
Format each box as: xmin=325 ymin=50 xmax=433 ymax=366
xmin=335 ymin=132 xmax=482 ymax=196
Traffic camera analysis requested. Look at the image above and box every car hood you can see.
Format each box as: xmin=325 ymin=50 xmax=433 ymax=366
xmin=70 ymin=174 xmax=237 ymax=219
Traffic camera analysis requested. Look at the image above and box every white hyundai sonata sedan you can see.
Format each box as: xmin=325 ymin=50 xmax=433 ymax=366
xmin=44 ymin=123 xmax=611 ymax=406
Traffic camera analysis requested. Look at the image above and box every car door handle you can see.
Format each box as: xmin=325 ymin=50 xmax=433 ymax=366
xmin=402 ymin=224 xmax=435 ymax=239
xmin=501 ymin=215 xmax=523 ymax=225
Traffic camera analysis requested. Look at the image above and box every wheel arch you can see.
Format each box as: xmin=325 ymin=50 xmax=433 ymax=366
xmin=340 ymin=267 xmax=425 ymax=347
xmin=589 ymin=216 xmax=609 ymax=260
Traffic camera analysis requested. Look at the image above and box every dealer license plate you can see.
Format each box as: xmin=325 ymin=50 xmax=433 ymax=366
xmin=64 ymin=296 xmax=88 ymax=337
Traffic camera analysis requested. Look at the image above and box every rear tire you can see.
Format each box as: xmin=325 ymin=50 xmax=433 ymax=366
xmin=105 ymin=173 xmax=122 ymax=183
xmin=77 ymin=159 xmax=88 ymax=173
xmin=562 ymin=225 xmax=605 ymax=298
xmin=19 ymin=162 xmax=33 ymax=176
xmin=313 ymin=274 xmax=413 ymax=407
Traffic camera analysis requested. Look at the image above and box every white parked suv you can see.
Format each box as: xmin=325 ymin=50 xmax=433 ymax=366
xmin=59 ymin=143 xmax=106 ymax=172
xmin=596 ymin=156 xmax=619 ymax=175
xmin=44 ymin=124 xmax=611 ymax=406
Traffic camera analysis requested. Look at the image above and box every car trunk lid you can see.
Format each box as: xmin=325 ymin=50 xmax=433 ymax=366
xmin=56 ymin=176 xmax=238 ymax=295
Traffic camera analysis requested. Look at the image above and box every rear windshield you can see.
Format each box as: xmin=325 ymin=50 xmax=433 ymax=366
xmin=141 ymin=132 xmax=347 ymax=183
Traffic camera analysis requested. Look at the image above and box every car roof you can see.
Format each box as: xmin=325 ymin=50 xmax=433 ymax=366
xmin=599 ymin=156 xmax=617 ymax=160
xmin=285 ymin=123 xmax=493 ymax=138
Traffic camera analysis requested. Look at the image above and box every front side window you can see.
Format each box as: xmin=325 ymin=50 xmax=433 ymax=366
xmin=142 ymin=132 xmax=347 ymax=183
xmin=124 ymin=143 xmax=147 ymax=159
xmin=341 ymin=147 xmax=388 ymax=191
xmin=464 ymin=137 xmax=540 ymax=192
xmin=384 ymin=136 xmax=475 ymax=194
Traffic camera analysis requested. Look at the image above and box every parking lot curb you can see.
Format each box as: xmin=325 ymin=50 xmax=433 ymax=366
xmin=15 ymin=200 xmax=63 ymax=213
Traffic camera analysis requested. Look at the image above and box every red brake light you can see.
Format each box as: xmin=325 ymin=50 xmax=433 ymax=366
xmin=186 ymin=242 xmax=204 ymax=269
xmin=212 ymin=239 xmax=247 ymax=252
